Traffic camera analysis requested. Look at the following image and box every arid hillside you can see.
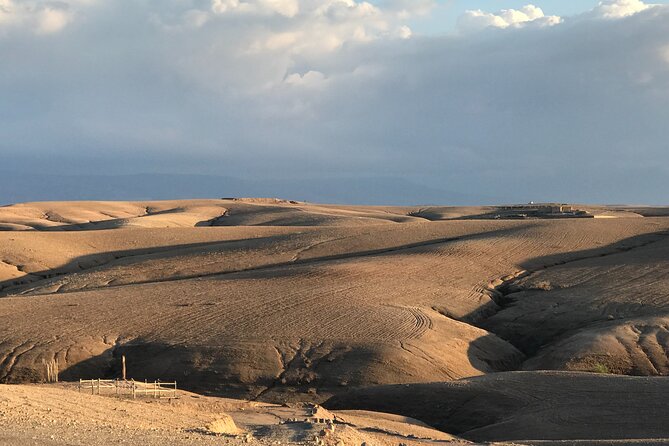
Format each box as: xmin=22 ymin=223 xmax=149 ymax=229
xmin=0 ymin=383 xmax=466 ymax=446
xmin=325 ymin=371 xmax=669 ymax=442
xmin=2 ymin=199 xmax=669 ymax=443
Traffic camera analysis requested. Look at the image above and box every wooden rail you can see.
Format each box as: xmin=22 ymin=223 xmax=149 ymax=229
xmin=78 ymin=378 xmax=177 ymax=399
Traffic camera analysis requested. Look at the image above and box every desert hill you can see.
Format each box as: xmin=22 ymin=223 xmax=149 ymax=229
xmin=1 ymin=199 xmax=669 ymax=443
xmin=325 ymin=371 xmax=669 ymax=442
xmin=0 ymin=383 xmax=465 ymax=446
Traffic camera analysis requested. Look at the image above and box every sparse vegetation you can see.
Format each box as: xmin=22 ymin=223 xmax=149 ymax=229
xmin=592 ymin=363 xmax=611 ymax=374
xmin=532 ymin=280 xmax=554 ymax=291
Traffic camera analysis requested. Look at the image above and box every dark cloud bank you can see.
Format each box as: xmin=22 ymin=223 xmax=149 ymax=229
xmin=1 ymin=1 xmax=668 ymax=205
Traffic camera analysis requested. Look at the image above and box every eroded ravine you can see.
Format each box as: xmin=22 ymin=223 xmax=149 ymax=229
xmin=474 ymin=229 xmax=669 ymax=372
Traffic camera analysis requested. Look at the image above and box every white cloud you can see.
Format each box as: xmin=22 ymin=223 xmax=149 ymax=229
xmin=211 ymin=0 xmax=300 ymax=17
xmin=36 ymin=6 xmax=70 ymax=33
xmin=179 ymin=0 xmax=410 ymax=60
xmin=383 ymin=0 xmax=434 ymax=19
xmin=0 ymin=0 xmax=12 ymax=23
xmin=594 ymin=0 xmax=652 ymax=19
xmin=458 ymin=5 xmax=562 ymax=32
xmin=0 ymin=0 xmax=73 ymax=34
xmin=211 ymin=0 xmax=241 ymax=14
xmin=457 ymin=0 xmax=656 ymax=34
xmin=397 ymin=25 xmax=411 ymax=39
xmin=284 ymin=70 xmax=326 ymax=87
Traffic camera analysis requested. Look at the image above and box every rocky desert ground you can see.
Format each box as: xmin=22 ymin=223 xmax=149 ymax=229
xmin=1 ymin=198 xmax=669 ymax=445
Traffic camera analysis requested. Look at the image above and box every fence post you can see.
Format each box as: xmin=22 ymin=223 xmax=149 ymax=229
xmin=132 ymin=379 xmax=136 ymax=399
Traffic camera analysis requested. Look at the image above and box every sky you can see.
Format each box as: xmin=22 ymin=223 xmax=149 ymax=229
xmin=1 ymin=0 xmax=669 ymax=204
xmin=396 ymin=0 xmax=669 ymax=32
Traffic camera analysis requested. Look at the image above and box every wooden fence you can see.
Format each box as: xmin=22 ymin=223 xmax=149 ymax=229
xmin=78 ymin=379 xmax=178 ymax=399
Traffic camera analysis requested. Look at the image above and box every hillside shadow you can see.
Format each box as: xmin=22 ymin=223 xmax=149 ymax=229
xmin=322 ymin=377 xmax=522 ymax=436
xmin=465 ymin=228 xmax=669 ymax=366
xmin=207 ymin=225 xmax=536 ymax=282
xmin=0 ymin=234 xmax=297 ymax=294
xmin=516 ymin=230 xmax=669 ymax=271
xmin=1 ymin=225 xmax=535 ymax=293
xmin=7 ymin=207 xmax=231 ymax=231
xmin=467 ymin=333 xmax=526 ymax=374
xmin=58 ymin=340 xmax=268 ymax=400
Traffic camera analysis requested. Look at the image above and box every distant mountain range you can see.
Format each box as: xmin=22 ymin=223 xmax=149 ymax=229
xmin=0 ymin=172 xmax=498 ymax=206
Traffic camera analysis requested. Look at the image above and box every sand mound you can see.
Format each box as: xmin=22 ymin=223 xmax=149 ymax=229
xmin=206 ymin=414 xmax=243 ymax=435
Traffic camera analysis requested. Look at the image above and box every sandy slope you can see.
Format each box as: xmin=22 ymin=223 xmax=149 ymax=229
xmin=2 ymin=199 xmax=669 ymax=442
xmin=0 ymin=199 xmax=421 ymax=231
xmin=484 ymin=233 xmax=669 ymax=375
xmin=0 ymin=383 xmax=463 ymax=446
xmin=325 ymin=371 xmax=669 ymax=442
xmin=1 ymin=201 xmax=669 ymax=400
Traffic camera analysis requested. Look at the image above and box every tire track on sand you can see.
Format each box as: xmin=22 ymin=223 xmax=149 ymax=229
xmin=14 ymin=234 xmax=464 ymax=296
